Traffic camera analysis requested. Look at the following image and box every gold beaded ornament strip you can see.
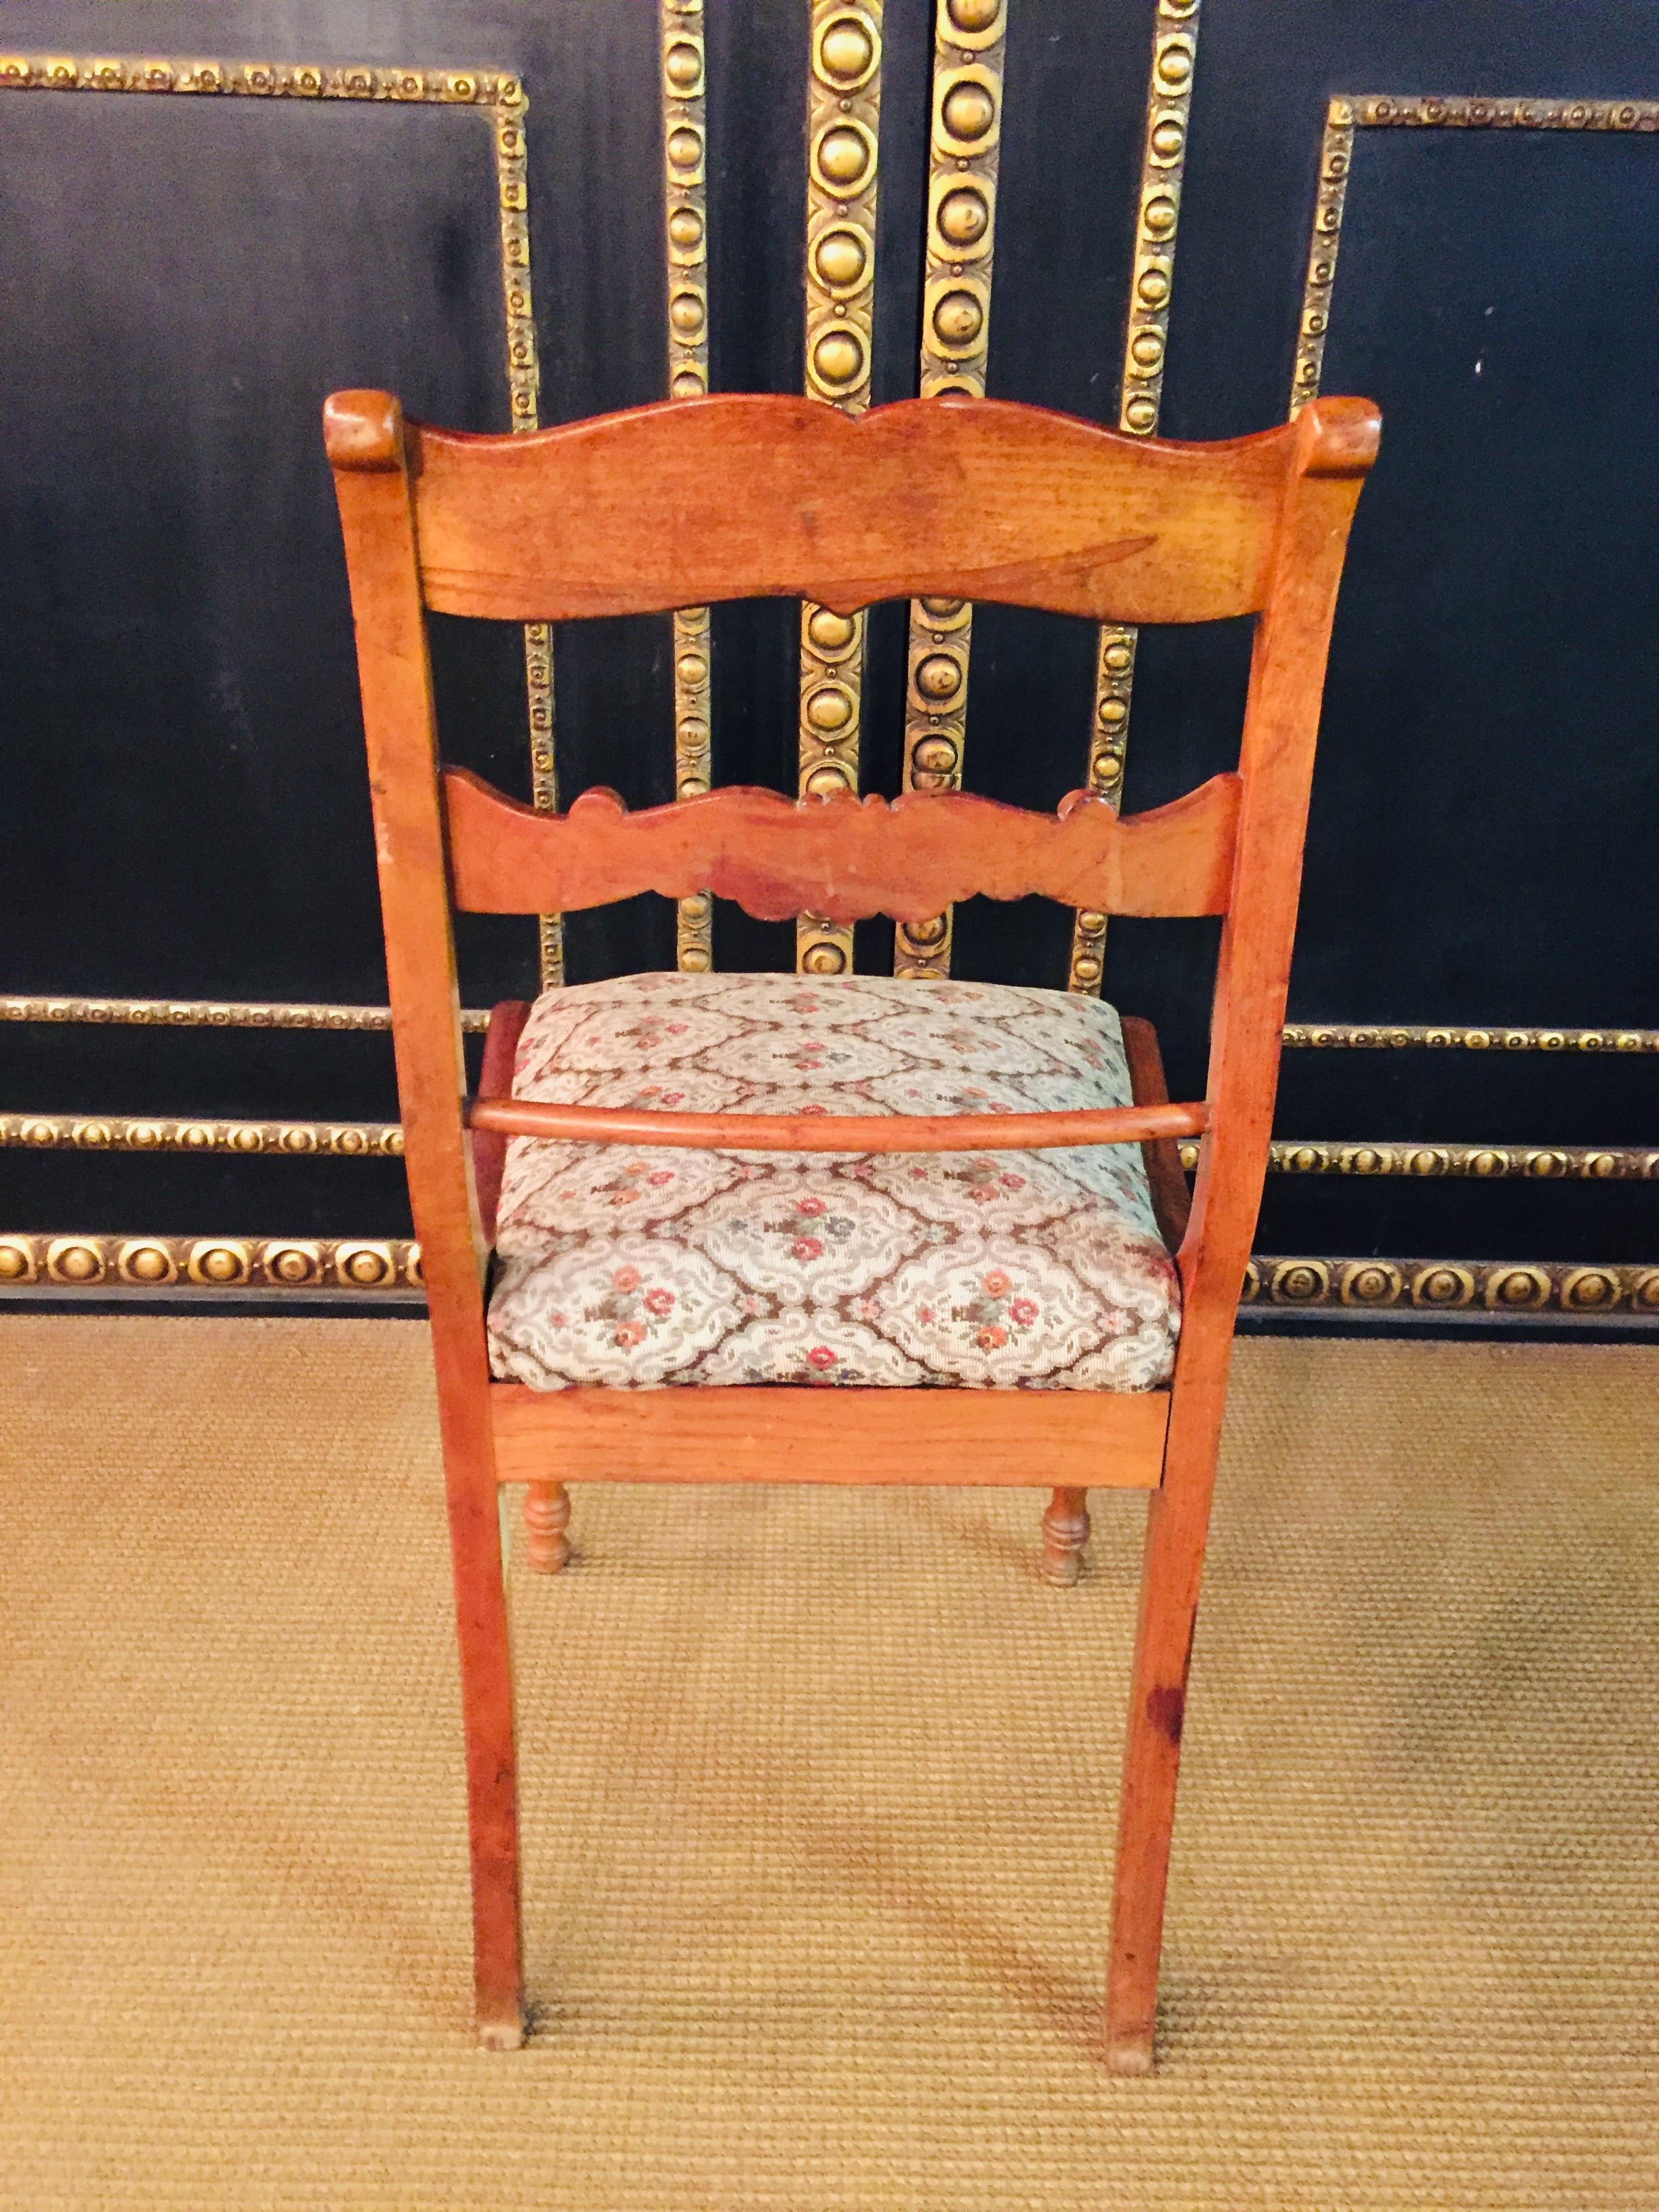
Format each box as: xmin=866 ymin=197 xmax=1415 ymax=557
xmin=0 ymin=1230 xmax=422 ymax=1294
xmin=0 ymin=993 xmax=493 ymax=1031
xmin=0 ymin=52 xmax=559 ymax=984
xmin=796 ymin=1 xmax=883 ymax=977
xmin=0 ymin=1112 xmax=403 ymax=1158
xmin=661 ymin=1 xmax=716 ymax=973
xmin=1067 ymin=0 xmax=1201 ymax=996
xmin=1183 ymin=1137 xmax=1659 ymax=1181
xmin=5 ymin=1227 xmax=1650 ymax=1320
xmin=893 ymin=0 xmax=1006 ymax=981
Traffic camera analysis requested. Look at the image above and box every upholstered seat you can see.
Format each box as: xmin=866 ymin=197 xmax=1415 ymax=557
xmin=486 ymin=971 xmax=1181 ymax=1392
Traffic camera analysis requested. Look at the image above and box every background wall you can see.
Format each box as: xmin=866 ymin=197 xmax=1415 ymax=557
xmin=1 ymin=0 xmax=1656 ymax=1322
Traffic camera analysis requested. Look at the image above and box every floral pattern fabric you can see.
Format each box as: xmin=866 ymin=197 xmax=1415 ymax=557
xmin=487 ymin=972 xmax=1181 ymax=1392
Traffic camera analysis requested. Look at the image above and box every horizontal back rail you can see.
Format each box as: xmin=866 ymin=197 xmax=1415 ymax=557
xmin=401 ymin=394 xmax=1303 ymax=623
xmin=466 ymin=1095 xmax=1208 ymax=1155
xmin=443 ymin=771 xmax=1240 ymax=922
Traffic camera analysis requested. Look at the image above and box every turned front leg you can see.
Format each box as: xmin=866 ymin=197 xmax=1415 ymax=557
xmin=1040 ymin=1486 xmax=1090 ymax=1586
xmin=523 ymin=1481 xmax=571 ymax=1573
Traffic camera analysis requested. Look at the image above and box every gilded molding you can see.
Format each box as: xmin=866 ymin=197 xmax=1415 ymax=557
xmin=1069 ymin=0 xmax=1201 ymax=995
xmin=0 ymin=50 xmax=559 ymax=985
xmin=1244 ymin=1256 xmax=1659 ymax=1317
xmin=0 ymin=994 xmax=491 ymax=1033
xmin=893 ymin=0 xmax=1006 ymax=982
xmin=796 ymin=0 xmax=883 ymax=977
xmin=1282 ymin=1021 xmax=1659 ymax=1052
xmin=0 ymin=1113 xmax=403 ymax=1159
xmin=1180 ymin=1137 xmax=1659 ymax=1181
xmin=661 ymin=1 xmax=716 ymax=975
xmin=0 ymin=1231 xmax=421 ymax=1292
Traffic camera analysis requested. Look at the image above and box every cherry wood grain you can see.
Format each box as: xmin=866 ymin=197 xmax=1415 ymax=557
xmin=1120 ymin=1015 xmax=1193 ymax=1254
xmin=468 ymin=1000 xmax=531 ymax=1248
xmin=467 ymin=1094 xmax=1207 ymax=1155
xmin=406 ymin=393 xmax=1310 ymax=624
xmin=324 ymin=380 xmax=1379 ymax=2067
xmin=491 ymin=1383 xmax=1168 ymax=1489
xmin=443 ymin=770 xmax=1240 ymax=923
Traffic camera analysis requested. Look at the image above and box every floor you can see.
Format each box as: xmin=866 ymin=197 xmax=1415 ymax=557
xmin=1 ymin=1318 xmax=1654 ymax=2209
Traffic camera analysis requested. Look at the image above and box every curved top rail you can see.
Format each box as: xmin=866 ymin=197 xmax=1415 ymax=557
xmin=323 ymin=388 xmax=1379 ymax=626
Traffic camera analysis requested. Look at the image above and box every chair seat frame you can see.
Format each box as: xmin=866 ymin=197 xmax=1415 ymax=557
xmin=325 ymin=386 xmax=1378 ymax=2067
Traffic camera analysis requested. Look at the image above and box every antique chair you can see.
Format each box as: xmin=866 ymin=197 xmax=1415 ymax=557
xmin=324 ymin=384 xmax=1378 ymax=2066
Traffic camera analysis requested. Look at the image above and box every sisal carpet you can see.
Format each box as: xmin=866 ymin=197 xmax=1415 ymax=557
xmin=0 ymin=1319 xmax=1654 ymax=2210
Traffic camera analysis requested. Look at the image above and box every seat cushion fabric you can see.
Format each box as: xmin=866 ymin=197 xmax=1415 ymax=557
xmin=487 ymin=972 xmax=1181 ymax=1392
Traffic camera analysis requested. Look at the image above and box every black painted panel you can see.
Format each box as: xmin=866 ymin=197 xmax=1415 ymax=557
xmin=1 ymin=0 xmax=1654 ymax=1285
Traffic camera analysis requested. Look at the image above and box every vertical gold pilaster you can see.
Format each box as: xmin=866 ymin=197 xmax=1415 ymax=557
xmin=1289 ymin=100 xmax=1353 ymax=417
xmin=491 ymin=80 xmax=562 ymax=987
xmin=1067 ymin=0 xmax=1201 ymax=995
xmin=893 ymin=0 xmax=1006 ymax=981
xmin=796 ymin=1 xmax=882 ymax=977
xmin=661 ymin=1 xmax=715 ymax=972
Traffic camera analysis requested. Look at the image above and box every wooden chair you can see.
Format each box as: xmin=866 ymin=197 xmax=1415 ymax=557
xmin=324 ymin=385 xmax=1378 ymax=2066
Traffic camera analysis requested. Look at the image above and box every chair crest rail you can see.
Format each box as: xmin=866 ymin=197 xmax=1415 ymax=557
xmin=464 ymin=1095 xmax=1208 ymax=1155
xmin=442 ymin=771 xmax=1240 ymax=923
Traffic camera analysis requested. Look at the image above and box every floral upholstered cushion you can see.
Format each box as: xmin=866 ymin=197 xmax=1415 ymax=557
xmin=486 ymin=972 xmax=1181 ymax=1392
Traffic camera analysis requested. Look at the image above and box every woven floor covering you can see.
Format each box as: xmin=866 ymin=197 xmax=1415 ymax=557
xmin=1 ymin=1319 xmax=1655 ymax=2209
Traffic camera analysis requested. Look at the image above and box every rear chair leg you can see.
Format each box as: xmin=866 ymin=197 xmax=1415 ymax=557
xmin=1040 ymin=1486 xmax=1090 ymax=1586
xmin=523 ymin=1481 xmax=571 ymax=1573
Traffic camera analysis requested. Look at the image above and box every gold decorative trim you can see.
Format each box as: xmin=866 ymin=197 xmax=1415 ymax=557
xmin=0 ymin=50 xmax=558 ymax=985
xmin=1181 ymin=1138 xmax=1659 ymax=1181
xmin=1244 ymin=1256 xmax=1659 ymax=1317
xmin=1282 ymin=1021 xmax=1659 ymax=1053
xmin=796 ymin=0 xmax=882 ymax=977
xmin=661 ymin=0 xmax=716 ymax=975
xmin=1069 ymin=0 xmax=1202 ymax=994
xmin=893 ymin=0 xmax=1007 ymax=981
xmin=0 ymin=1113 xmax=403 ymax=1159
xmin=0 ymin=994 xmax=491 ymax=1033
xmin=0 ymin=1231 xmax=420 ymax=1292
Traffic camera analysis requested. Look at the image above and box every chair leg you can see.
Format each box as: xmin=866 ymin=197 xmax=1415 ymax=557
xmin=1104 ymin=1419 xmax=1221 ymax=2074
xmin=1040 ymin=1486 xmax=1090 ymax=1586
xmin=523 ymin=1480 xmax=571 ymax=1574
xmin=445 ymin=1467 xmax=525 ymax=2048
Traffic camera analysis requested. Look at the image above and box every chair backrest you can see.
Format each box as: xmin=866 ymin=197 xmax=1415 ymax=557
xmin=324 ymin=387 xmax=1377 ymax=1347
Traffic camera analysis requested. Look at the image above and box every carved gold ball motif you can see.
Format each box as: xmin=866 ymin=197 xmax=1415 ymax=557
xmin=0 ymin=1244 xmax=30 ymax=1280
xmin=269 ymin=1248 xmax=315 ymax=1284
xmin=343 ymin=1248 xmax=391 ymax=1286
xmin=1151 ymin=118 xmax=1185 ymax=160
xmin=1416 ymin=1267 xmax=1469 ymax=1305
xmin=664 ymin=40 xmax=701 ymax=90
xmin=932 ymin=289 xmax=983 ymax=346
xmin=670 ymin=289 xmax=705 ymax=336
xmin=676 ymin=652 xmax=708 ymax=687
xmin=904 ymin=914 xmax=948 ymax=946
xmin=1131 ymin=329 xmax=1165 ymax=368
xmin=941 ymin=81 xmax=996 ymax=142
xmin=1124 ymin=394 xmax=1158 ymax=432
xmin=937 ymin=186 xmax=989 ymax=247
xmin=668 ymin=205 xmax=704 ymax=249
xmin=1155 ymin=39 xmax=1193 ymax=89
xmin=678 ymin=775 xmax=710 ymax=798
xmin=1070 ymin=954 xmax=1102 ymax=987
xmin=1136 ymin=264 xmax=1170 ymax=308
xmin=815 ymin=123 xmax=872 ymax=186
xmin=53 ymin=1243 xmax=102 ymax=1283
xmin=197 ymin=1246 xmax=243 ymax=1282
xmin=666 ymin=126 xmax=703 ymax=170
xmin=947 ymin=0 xmax=1002 ymax=28
xmin=913 ymin=737 xmax=959 ymax=775
xmin=680 ymin=894 xmax=712 ymax=922
xmin=1492 ymin=1268 xmax=1545 ymax=1307
xmin=813 ymin=226 xmax=867 ymax=288
xmin=920 ymin=596 xmax=964 ymax=620
xmin=1526 ymin=1150 xmax=1568 ymax=1178
xmin=680 ymin=947 xmax=711 ymax=972
xmin=805 ymin=764 xmax=853 ymax=796
xmin=811 ymin=327 xmax=866 ymax=388
xmin=805 ymin=683 xmax=855 ymax=733
xmin=1076 ymin=911 xmax=1105 ymax=935
xmin=1468 ymin=1149 xmax=1505 ymax=1177
xmin=915 ymin=653 xmax=962 ymax=700
xmin=1273 ymin=1263 xmax=1327 ymax=1301
xmin=670 ymin=369 xmax=706 ymax=399
xmin=1346 ymin=1265 xmax=1396 ymax=1303
xmin=807 ymin=607 xmax=857 ymax=653
xmin=1633 ymin=1271 xmax=1659 ymax=1310
xmin=802 ymin=940 xmax=847 ymax=974
xmin=123 ymin=1244 xmax=171 ymax=1283
xmin=1563 ymin=1268 xmax=1618 ymax=1309
xmin=1103 ymin=640 xmax=1132 ymax=672
xmin=1098 ymin=696 xmax=1128 ymax=726
xmin=817 ymin=17 xmax=874 ymax=86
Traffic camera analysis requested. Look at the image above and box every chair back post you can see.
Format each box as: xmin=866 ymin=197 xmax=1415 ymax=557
xmin=1179 ymin=395 xmax=1380 ymax=1359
